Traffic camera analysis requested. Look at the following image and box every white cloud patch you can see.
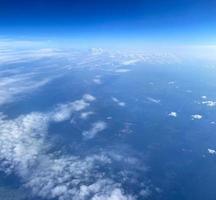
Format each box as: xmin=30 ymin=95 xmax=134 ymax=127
xmin=112 ymin=97 xmax=126 ymax=107
xmin=121 ymin=60 xmax=139 ymax=66
xmin=191 ymin=114 xmax=203 ymax=120
xmin=0 ymin=74 xmax=51 ymax=106
xmin=52 ymin=94 xmax=95 ymax=122
xmin=0 ymin=97 xmax=141 ymax=200
xmin=115 ymin=69 xmax=131 ymax=73
xmin=147 ymin=97 xmax=161 ymax=104
xmin=202 ymin=100 xmax=216 ymax=107
xmin=80 ymin=111 xmax=94 ymax=119
xmin=82 ymin=121 xmax=107 ymax=139
xmin=208 ymin=149 xmax=216 ymax=155
xmin=168 ymin=112 xmax=177 ymax=117
xmin=93 ymin=78 xmax=102 ymax=84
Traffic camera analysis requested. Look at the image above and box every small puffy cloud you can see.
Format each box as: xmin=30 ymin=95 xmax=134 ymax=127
xmin=52 ymin=94 xmax=95 ymax=122
xmin=191 ymin=114 xmax=203 ymax=120
xmin=201 ymin=96 xmax=207 ymax=99
xmin=82 ymin=121 xmax=107 ymax=139
xmin=112 ymin=97 xmax=126 ymax=107
xmin=83 ymin=94 xmax=96 ymax=102
xmin=168 ymin=112 xmax=177 ymax=117
xmin=80 ymin=111 xmax=94 ymax=119
xmin=93 ymin=78 xmax=102 ymax=84
xmin=168 ymin=81 xmax=175 ymax=85
xmin=202 ymin=101 xmax=216 ymax=107
xmin=208 ymin=149 xmax=216 ymax=155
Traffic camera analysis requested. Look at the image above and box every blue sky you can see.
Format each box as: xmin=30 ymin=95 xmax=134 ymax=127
xmin=1 ymin=0 xmax=216 ymax=48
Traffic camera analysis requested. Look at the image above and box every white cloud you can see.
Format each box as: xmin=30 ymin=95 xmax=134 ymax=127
xmin=168 ymin=112 xmax=177 ymax=117
xmin=82 ymin=121 xmax=107 ymax=139
xmin=191 ymin=114 xmax=203 ymax=120
xmin=208 ymin=149 xmax=216 ymax=155
xmin=80 ymin=111 xmax=94 ymax=119
xmin=121 ymin=60 xmax=139 ymax=66
xmin=0 ymin=74 xmax=51 ymax=106
xmin=0 ymin=99 xmax=140 ymax=200
xmin=201 ymin=96 xmax=207 ymax=99
xmin=202 ymin=101 xmax=216 ymax=107
xmin=83 ymin=94 xmax=96 ymax=102
xmin=147 ymin=97 xmax=160 ymax=104
xmin=112 ymin=97 xmax=126 ymax=107
xmin=93 ymin=78 xmax=102 ymax=84
xmin=115 ymin=69 xmax=131 ymax=73
xmin=52 ymin=94 xmax=95 ymax=122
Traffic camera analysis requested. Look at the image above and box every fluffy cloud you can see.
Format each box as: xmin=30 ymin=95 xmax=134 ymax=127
xmin=208 ymin=149 xmax=216 ymax=155
xmin=202 ymin=101 xmax=216 ymax=107
xmin=112 ymin=97 xmax=126 ymax=107
xmin=80 ymin=111 xmax=94 ymax=119
xmin=0 ymin=97 xmax=140 ymax=200
xmin=82 ymin=121 xmax=107 ymax=139
xmin=168 ymin=112 xmax=177 ymax=117
xmin=191 ymin=114 xmax=203 ymax=120
xmin=52 ymin=94 xmax=95 ymax=122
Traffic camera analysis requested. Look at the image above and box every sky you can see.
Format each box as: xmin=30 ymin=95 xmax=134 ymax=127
xmin=0 ymin=0 xmax=216 ymax=48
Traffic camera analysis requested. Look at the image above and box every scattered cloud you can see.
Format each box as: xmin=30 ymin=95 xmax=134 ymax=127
xmin=202 ymin=100 xmax=216 ymax=107
xmin=115 ymin=69 xmax=131 ymax=73
xmin=191 ymin=114 xmax=203 ymax=120
xmin=80 ymin=111 xmax=94 ymax=119
xmin=168 ymin=112 xmax=177 ymax=117
xmin=112 ymin=97 xmax=126 ymax=107
xmin=0 ymin=97 xmax=142 ymax=200
xmin=147 ymin=97 xmax=161 ymax=104
xmin=52 ymin=94 xmax=95 ymax=122
xmin=93 ymin=78 xmax=102 ymax=84
xmin=208 ymin=149 xmax=216 ymax=155
xmin=82 ymin=121 xmax=107 ymax=139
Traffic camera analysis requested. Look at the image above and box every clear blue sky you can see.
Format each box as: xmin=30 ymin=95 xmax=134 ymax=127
xmin=1 ymin=0 xmax=216 ymax=47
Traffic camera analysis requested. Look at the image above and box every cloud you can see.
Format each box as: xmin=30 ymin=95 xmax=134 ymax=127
xmin=202 ymin=101 xmax=216 ymax=107
xmin=82 ymin=121 xmax=107 ymax=139
xmin=80 ymin=111 xmax=94 ymax=119
xmin=147 ymin=97 xmax=160 ymax=104
xmin=208 ymin=149 xmax=216 ymax=155
xmin=112 ymin=97 xmax=126 ymax=107
xmin=52 ymin=94 xmax=95 ymax=122
xmin=121 ymin=60 xmax=139 ymax=66
xmin=168 ymin=112 xmax=177 ymax=117
xmin=191 ymin=114 xmax=203 ymax=120
xmin=115 ymin=69 xmax=131 ymax=73
xmin=93 ymin=78 xmax=102 ymax=84
xmin=0 ymin=97 xmax=142 ymax=200
xmin=0 ymin=74 xmax=51 ymax=106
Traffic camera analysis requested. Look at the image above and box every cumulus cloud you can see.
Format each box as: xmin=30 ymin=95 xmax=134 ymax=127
xmin=93 ymin=78 xmax=102 ymax=84
xmin=52 ymin=94 xmax=95 ymax=122
xmin=82 ymin=121 xmax=107 ymax=139
xmin=208 ymin=149 xmax=216 ymax=155
xmin=191 ymin=114 xmax=203 ymax=120
xmin=80 ymin=111 xmax=94 ymax=119
xmin=168 ymin=112 xmax=177 ymax=117
xmin=0 ymin=97 xmax=141 ymax=200
xmin=112 ymin=97 xmax=126 ymax=107
xmin=202 ymin=100 xmax=216 ymax=107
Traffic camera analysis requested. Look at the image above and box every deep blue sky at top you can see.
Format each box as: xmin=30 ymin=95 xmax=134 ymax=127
xmin=0 ymin=0 xmax=216 ymax=46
